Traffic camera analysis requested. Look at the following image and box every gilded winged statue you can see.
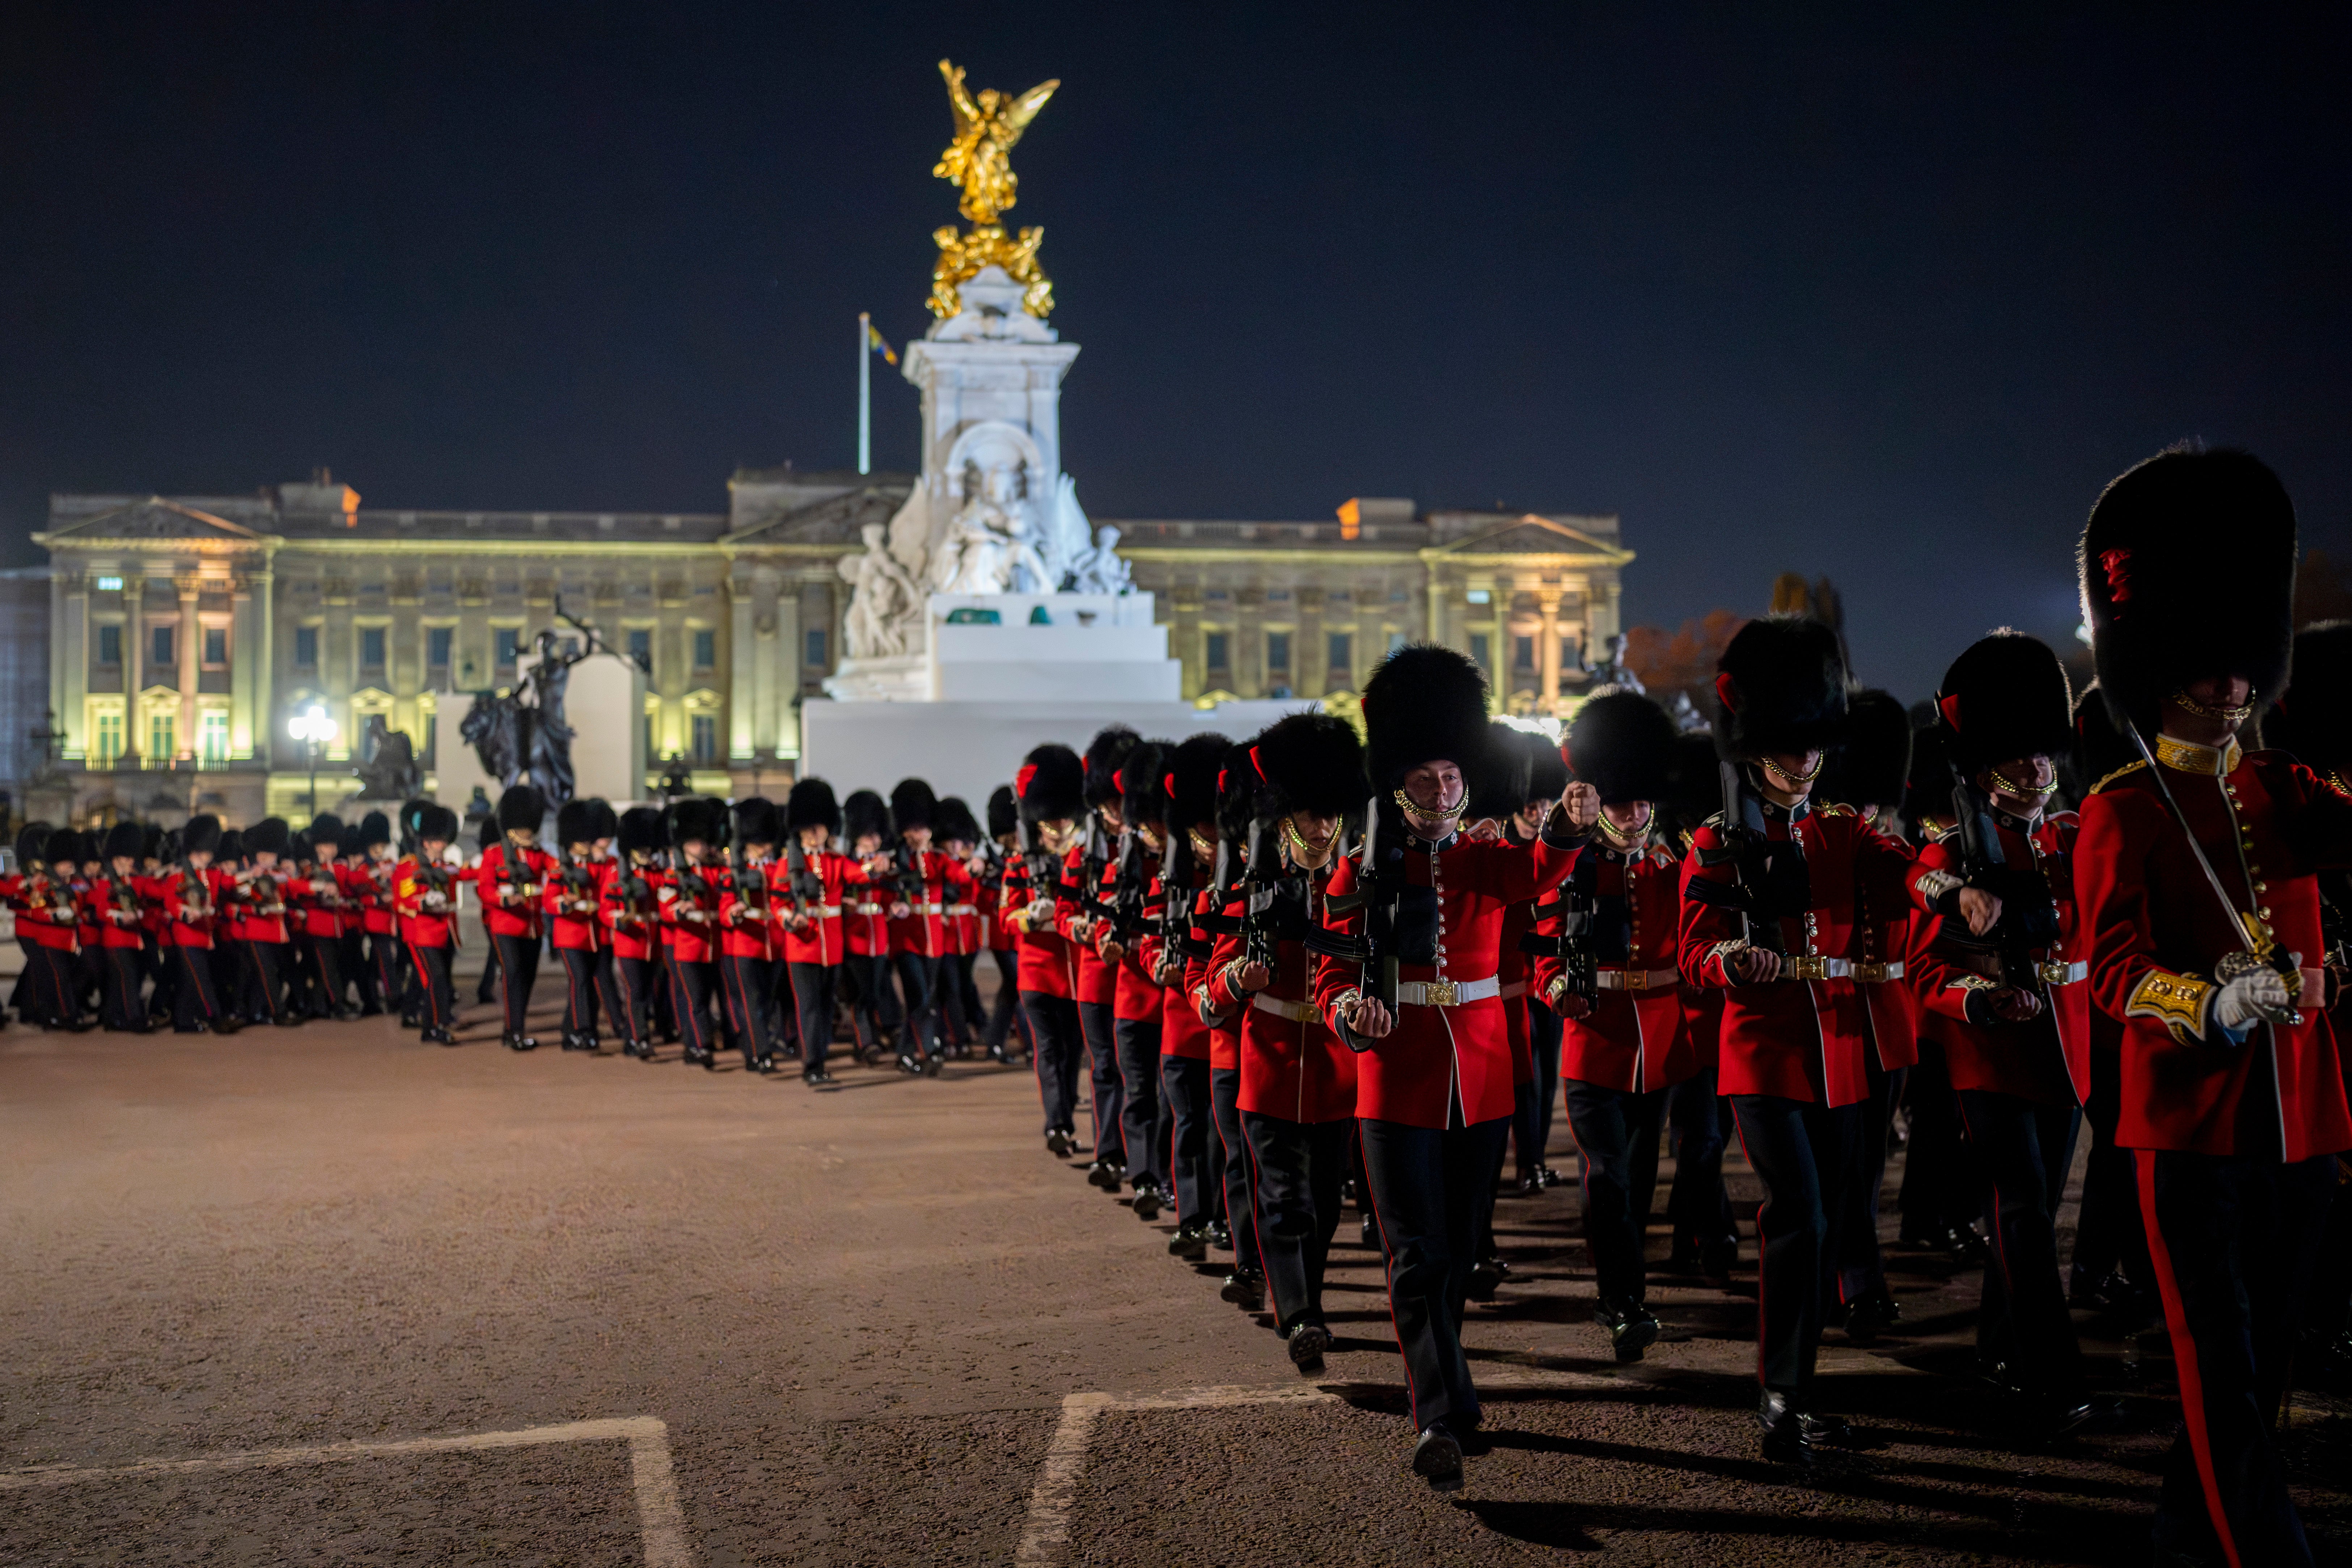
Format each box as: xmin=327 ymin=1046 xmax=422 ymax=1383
xmin=927 ymin=60 xmax=1059 ymax=319
xmin=933 ymin=60 xmax=1057 ymax=225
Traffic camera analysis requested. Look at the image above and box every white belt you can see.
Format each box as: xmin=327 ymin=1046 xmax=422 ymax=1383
xmin=947 ymin=903 xmax=977 ymax=917
xmin=1598 ymin=966 xmax=1681 ymax=992
xmin=848 ymin=901 xmax=885 ymax=915
xmin=805 ymin=904 xmax=842 ymax=919
xmin=1394 ymin=975 xmax=1501 ymax=1007
xmin=914 ymin=901 xmax=945 ymax=915
xmin=2037 ymin=959 xmax=2087 ymax=985
xmin=1499 ymin=980 xmax=1527 ymax=1000
xmin=1250 ymin=993 xmax=1319 ymax=1023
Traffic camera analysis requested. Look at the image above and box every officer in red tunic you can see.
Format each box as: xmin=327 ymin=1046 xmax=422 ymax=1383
xmin=1679 ymin=616 xmax=1963 ymax=1463
xmin=1007 ymin=745 xmax=1088 ymax=1152
xmin=12 ymin=825 xmax=83 ymax=1031
xmin=356 ymin=812 xmax=405 ymax=1022
xmin=547 ymin=798 xmax=617 ymax=1053
xmin=288 ymin=814 xmax=360 ymax=1020
xmin=1200 ymin=713 xmax=1364 ymax=1374
xmin=145 ymin=813 xmax=235 ymax=1035
xmin=2073 ymin=448 xmax=2352 ymax=1567
xmin=779 ymin=779 xmax=851 ymax=1086
xmin=934 ymin=795 xmax=989 ymax=1057
xmin=839 ymin=789 xmax=902 ymax=1065
xmin=1143 ymin=733 xmax=1229 ymax=1250
xmin=717 ymin=797 xmax=782 ymax=1074
xmin=1314 ymin=644 xmax=1598 ymax=1490
xmin=89 ymin=820 xmax=151 ymax=1032
xmin=1537 ymin=689 xmax=1696 ymax=1361
xmin=1096 ymin=743 xmax=1171 ymax=1213
xmin=979 ymin=786 xmax=1028 ymax=1063
xmin=599 ymin=806 xmax=668 ymax=1060
xmin=1908 ymin=633 xmax=2100 ymax=1436
xmin=477 ymin=786 xmax=555 ymax=1051
xmin=1064 ymin=728 xmax=1141 ymax=1184
xmin=659 ymin=797 xmax=729 ymax=1069
xmin=393 ymin=799 xmax=462 ymax=1045
xmin=887 ymin=778 xmax=972 ymax=1076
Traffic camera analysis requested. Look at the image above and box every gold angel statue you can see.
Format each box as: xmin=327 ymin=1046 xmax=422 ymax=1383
xmin=933 ymin=60 xmax=1057 ymax=225
xmin=926 ymin=60 xmax=1060 ymax=320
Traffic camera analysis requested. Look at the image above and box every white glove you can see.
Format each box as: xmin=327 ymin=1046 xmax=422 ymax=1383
xmin=2213 ymin=968 xmax=2292 ymax=1035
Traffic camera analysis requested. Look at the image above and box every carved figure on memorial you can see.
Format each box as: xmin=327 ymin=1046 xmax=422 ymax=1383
xmin=840 ymin=522 xmax=923 ymax=659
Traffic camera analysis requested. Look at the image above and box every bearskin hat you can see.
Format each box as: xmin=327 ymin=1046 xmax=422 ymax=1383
xmin=1903 ymin=711 xmax=1954 ymax=829
xmin=617 ymin=805 xmax=667 ymax=857
xmin=935 ymin=795 xmax=982 ymax=847
xmin=14 ymin=822 xmax=48 ymax=867
xmin=246 ymin=817 xmax=291 ymax=857
xmin=843 ymin=789 xmax=891 ymax=846
xmin=39 ymin=829 xmax=76 ymax=866
xmin=496 ymin=783 xmax=546 ymax=834
xmin=478 ymin=813 xmax=499 ymax=853
xmin=786 ymin=777 xmax=842 ymax=837
xmin=141 ymin=824 xmax=166 ymax=862
xmin=216 ymin=829 xmax=244 ymax=864
xmin=1937 ymin=631 xmax=2075 ymax=774
xmin=400 ymin=798 xmax=457 ymax=848
xmin=182 ymin=813 xmax=222 ymax=858
xmin=1015 ymin=743 xmax=1084 ymax=826
xmin=339 ymin=822 xmax=366 ymax=859
xmin=307 ymin=811 xmax=346 ymax=848
xmin=588 ymin=799 xmax=618 ymax=841
xmin=2265 ymin=620 xmax=2352 ymax=776
xmin=986 ymin=784 xmax=1018 ymax=840
xmin=1362 ymin=642 xmax=1492 ymax=793
xmin=1713 ymin=615 xmax=1847 ymax=761
xmin=668 ymin=796 xmax=727 ymax=849
xmin=732 ymin=796 xmax=780 ymax=848
xmin=1522 ymin=726 xmax=1569 ymax=804
xmin=889 ymin=778 xmax=937 ymax=836
xmin=1083 ymin=726 xmax=1140 ymax=809
xmin=1118 ymin=741 xmax=1171 ymax=829
xmin=1247 ymin=713 xmax=1365 ymax=822
xmin=1163 ymin=731 xmax=1231 ymax=836
xmin=1817 ymin=689 xmax=1914 ymax=811
xmin=556 ymin=798 xmax=602 ymax=848
xmin=1566 ymin=691 xmax=1679 ymax=806
xmin=2081 ymin=446 xmax=2297 ymax=739
xmin=359 ymin=810 xmax=392 ymax=849
xmin=103 ymin=820 xmax=144 ymax=862
xmin=1465 ymin=720 xmax=1534 ymax=823
xmin=2064 ymin=683 xmax=2138 ymax=804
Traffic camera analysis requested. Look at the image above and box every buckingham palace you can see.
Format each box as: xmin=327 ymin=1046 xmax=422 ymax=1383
xmin=4 ymin=467 xmax=1632 ymax=828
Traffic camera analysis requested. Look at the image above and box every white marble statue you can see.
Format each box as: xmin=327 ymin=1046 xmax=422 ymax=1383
xmin=838 ymin=521 xmax=923 ymax=659
xmin=929 ymin=453 xmax=1053 ymax=595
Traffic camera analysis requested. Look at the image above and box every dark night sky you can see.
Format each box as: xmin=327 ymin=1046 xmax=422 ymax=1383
xmin=3 ymin=2 xmax=2346 ymax=701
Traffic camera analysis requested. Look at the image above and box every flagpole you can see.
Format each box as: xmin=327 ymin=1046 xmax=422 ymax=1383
xmin=857 ymin=312 xmax=872 ymax=476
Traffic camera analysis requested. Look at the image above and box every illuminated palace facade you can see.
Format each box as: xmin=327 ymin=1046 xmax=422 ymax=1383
xmin=25 ymin=473 xmax=1629 ymax=825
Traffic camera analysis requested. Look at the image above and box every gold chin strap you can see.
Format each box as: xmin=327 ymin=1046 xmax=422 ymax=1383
xmin=1392 ymin=786 xmax=1464 ymax=825
xmin=1597 ymin=805 xmax=1653 ymax=848
xmin=1760 ymin=756 xmax=1821 ymax=786
xmin=2169 ymin=689 xmax=2256 ymax=723
xmin=1986 ymin=767 xmax=2059 ymax=800
xmin=1282 ymin=817 xmax=1336 ymax=864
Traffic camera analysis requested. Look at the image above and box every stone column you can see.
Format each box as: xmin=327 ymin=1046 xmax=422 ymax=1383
xmin=178 ymin=576 xmax=200 ymax=762
xmin=728 ymin=569 xmax=756 ymax=762
xmin=1538 ymin=592 xmax=1561 ymax=713
xmin=230 ymin=574 xmax=259 ymax=758
xmin=59 ymin=571 xmax=87 ymax=759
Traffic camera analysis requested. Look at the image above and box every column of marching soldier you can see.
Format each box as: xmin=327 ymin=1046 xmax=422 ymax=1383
xmin=4 ymin=449 xmax=2349 ymax=1559
xmin=997 ymin=448 xmax=2352 ymax=1565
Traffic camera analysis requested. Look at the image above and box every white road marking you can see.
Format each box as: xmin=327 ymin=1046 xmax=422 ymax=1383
xmin=0 ymin=1414 xmax=693 ymax=1567
xmin=1013 ymin=1384 xmax=1335 ymax=1567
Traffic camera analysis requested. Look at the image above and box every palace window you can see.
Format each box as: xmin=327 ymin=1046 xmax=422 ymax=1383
xmin=1469 ymin=633 xmax=1491 ymax=672
xmin=148 ymin=711 xmax=175 ymax=762
xmin=151 ymin=625 xmax=174 ymax=668
xmin=1204 ymin=632 xmax=1230 ymax=673
xmin=692 ymin=629 xmax=716 ymax=671
xmin=359 ymin=627 xmax=386 ymax=670
xmin=93 ymin=711 xmax=123 ymax=765
xmin=97 ymin=625 xmax=121 ymax=666
xmin=423 ymin=714 xmax=437 ymax=765
xmin=1389 ymin=631 xmax=1407 ymax=655
xmin=494 ymin=628 xmax=521 ymax=673
xmin=1266 ymin=631 xmax=1291 ymax=673
xmin=203 ymin=627 xmax=228 ymax=667
xmin=1326 ymin=633 xmax=1353 ymax=690
xmin=294 ymin=626 xmax=318 ymax=668
xmin=199 ymin=711 xmax=229 ymax=764
xmin=1560 ymin=637 xmax=1581 ymax=673
xmin=427 ymin=627 xmax=453 ymax=671
xmin=629 ymin=628 xmax=653 ymax=669
xmin=803 ymin=628 xmax=827 ymax=668
xmin=690 ymin=713 xmax=718 ymax=762
xmin=1514 ymin=635 xmax=1536 ymax=672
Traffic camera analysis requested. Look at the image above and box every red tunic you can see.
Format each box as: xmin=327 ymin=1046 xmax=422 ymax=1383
xmin=478 ymin=843 xmax=554 ymax=939
xmin=87 ymin=872 xmax=148 ymax=950
xmin=545 ymin=854 xmax=607 ymax=952
xmin=597 ymin=860 xmax=663 ymax=961
xmin=1677 ymin=800 xmax=1921 ymax=1110
xmin=777 ymin=851 xmax=855 ymax=967
xmin=717 ymin=860 xmax=780 ymax=960
xmin=2076 ymin=748 xmax=2352 ymax=1161
xmin=1055 ymin=846 xmax=1118 ymax=1005
xmin=1203 ymin=874 xmax=1358 ymax=1124
xmin=1908 ymin=811 xmax=2090 ymax=1106
xmin=1002 ymin=851 xmax=1079 ymax=999
xmin=1139 ymin=879 xmax=1214 ymax=1061
xmin=12 ymin=872 xmax=79 ymax=952
xmin=287 ymin=864 xmax=356 ymax=940
xmin=659 ymin=858 xmax=723 ymax=964
xmin=358 ymin=855 xmax=398 ymax=936
xmin=1312 ymin=831 xmax=1583 ymax=1129
xmin=1532 ymin=840 xmax=1696 ymax=1095
xmin=1185 ymin=892 xmax=1243 ymax=1072
xmin=394 ymin=855 xmax=460 ymax=948
xmin=136 ymin=867 xmax=217 ymax=948
xmin=887 ymin=849 xmax=974 ymax=961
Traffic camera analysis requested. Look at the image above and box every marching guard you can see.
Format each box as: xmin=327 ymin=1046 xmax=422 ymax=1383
xmin=478 ymin=786 xmax=554 ymax=1051
xmin=600 ymin=806 xmax=668 ymax=1060
xmin=780 ymin=778 xmax=851 ymax=1086
xmin=1009 ymin=743 xmax=1088 ymax=1155
xmin=394 ymin=799 xmax=462 ymax=1045
xmin=1067 ymin=728 xmax=1140 ymax=1184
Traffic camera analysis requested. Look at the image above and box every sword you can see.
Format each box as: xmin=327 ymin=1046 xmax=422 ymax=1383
xmin=2125 ymin=722 xmax=2303 ymax=1026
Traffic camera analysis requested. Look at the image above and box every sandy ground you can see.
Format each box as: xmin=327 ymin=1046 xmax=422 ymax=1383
xmin=1 ymin=962 xmax=2345 ymax=1567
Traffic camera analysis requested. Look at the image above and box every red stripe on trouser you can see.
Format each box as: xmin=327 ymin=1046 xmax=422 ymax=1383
xmin=406 ymin=944 xmax=445 ymax=1028
xmin=1357 ymin=1124 xmax=1422 ymax=1430
xmin=180 ymin=949 xmax=215 ymax=1020
xmin=1729 ymin=1108 xmax=1768 ymax=1390
xmin=2138 ymin=1150 xmax=2243 ymax=1568
xmin=248 ymin=944 xmax=282 ymax=1021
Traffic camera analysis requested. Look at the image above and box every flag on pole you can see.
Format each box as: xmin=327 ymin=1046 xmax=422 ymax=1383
xmin=867 ymin=321 xmax=898 ymax=366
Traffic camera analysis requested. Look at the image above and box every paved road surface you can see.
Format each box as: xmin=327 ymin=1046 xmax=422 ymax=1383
xmin=2 ymin=988 xmax=2345 ymax=1565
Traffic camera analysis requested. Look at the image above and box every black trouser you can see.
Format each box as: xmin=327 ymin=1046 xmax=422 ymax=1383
xmin=947 ymin=951 xmax=982 ymax=1047
xmin=607 ymin=954 xmax=655 ymax=1047
xmin=1243 ymin=1111 xmax=1352 ymax=1331
xmin=1210 ymin=1064 xmax=1257 ymax=1261
xmin=476 ymin=933 xmax=500 ymax=1004
xmin=342 ymin=930 xmax=373 ymax=1011
xmin=2142 ymin=1149 xmax=2335 ymax=1568
xmin=238 ymin=939 xmax=289 ymax=1024
xmin=1079 ymin=999 xmax=1124 ymax=1168
xmin=371 ymin=932 xmax=408 ymax=1018
xmin=893 ymin=950 xmax=940 ymax=1060
xmin=1667 ymin=1068 xmax=1738 ymax=1252
xmin=720 ymin=954 xmax=775 ymax=1067
xmin=1957 ymin=1089 xmax=2083 ymax=1397
xmin=23 ymin=944 xmax=77 ymax=1026
xmin=1359 ymin=1115 xmax=1511 ymax=1432
xmin=144 ymin=935 xmax=175 ymax=1024
xmin=1898 ymin=1041 xmax=1980 ymax=1239
xmin=1113 ymin=1014 xmax=1163 ymax=1190
xmin=788 ymin=962 xmax=839 ymax=1070
xmin=841 ymin=952 xmax=898 ymax=1058
xmin=1563 ymin=1077 xmax=1669 ymax=1308
xmin=769 ymin=960 xmax=798 ymax=1055
xmin=2072 ymin=1041 xmax=2152 ymax=1292
xmin=984 ymin=949 xmax=1023 ymax=1054
xmin=669 ymin=956 xmax=719 ymax=1058
xmin=1162 ymin=1053 xmax=1214 ymax=1227
xmin=1730 ymin=1093 xmax=1858 ymax=1403
xmin=101 ymin=946 xmax=144 ymax=1029
xmin=492 ymin=932 xmax=539 ymax=1039
xmin=1838 ymin=1059 xmax=1908 ymax=1303
xmin=1516 ymin=1002 xmax=1563 ymax=1181
xmin=75 ymin=947 xmax=104 ymax=1015
xmin=1024 ymin=991 xmax=1083 ymax=1135
xmin=405 ymin=942 xmax=454 ymax=1032
xmin=301 ymin=932 xmax=346 ymax=1015
xmin=557 ymin=947 xmax=602 ymax=1040
xmin=170 ymin=943 xmax=225 ymax=1031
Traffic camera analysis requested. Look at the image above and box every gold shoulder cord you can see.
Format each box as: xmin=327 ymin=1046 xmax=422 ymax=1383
xmin=2089 ymin=760 xmax=2148 ymax=795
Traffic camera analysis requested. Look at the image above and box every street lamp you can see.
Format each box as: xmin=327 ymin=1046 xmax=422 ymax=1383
xmin=289 ymin=704 xmax=338 ymax=820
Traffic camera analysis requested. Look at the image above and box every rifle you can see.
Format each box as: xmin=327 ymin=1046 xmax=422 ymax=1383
xmin=1308 ymin=792 xmax=1440 ymax=1029
xmin=1946 ymin=764 xmax=2062 ymax=992
xmin=558 ymin=844 xmax=599 ymax=924
xmin=1520 ymin=859 xmax=1598 ymax=1005
xmin=1155 ymin=824 xmax=1207 ymax=981
xmin=1685 ymin=759 xmax=1788 ymax=962
xmin=1108 ymin=828 xmax=1150 ymax=943
xmin=1017 ymin=814 xmax=1065 ymax=925
xmin=784 ymin=842 xmax=824 ymax=923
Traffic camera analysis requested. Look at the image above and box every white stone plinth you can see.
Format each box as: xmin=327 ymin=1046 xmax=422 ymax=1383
xmin=559 ymin=652 xmax=647 ymax=803
xmin=799 ymin=696 xmax=1313 ymax=813
xmin=926 ymin=592 xmax=1177 ymax=702
xmin=822 ymin=654 xmax=927 ymax=703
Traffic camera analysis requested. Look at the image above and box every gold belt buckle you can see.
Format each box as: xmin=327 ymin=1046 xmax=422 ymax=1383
xmin=1621 ymin=969 xmax=1649 ymax=991
xmin=1788 ymin=955 xmax=1828 ymax=981
xmin=1422 ymin=979 xmax=1458 ymax=1007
